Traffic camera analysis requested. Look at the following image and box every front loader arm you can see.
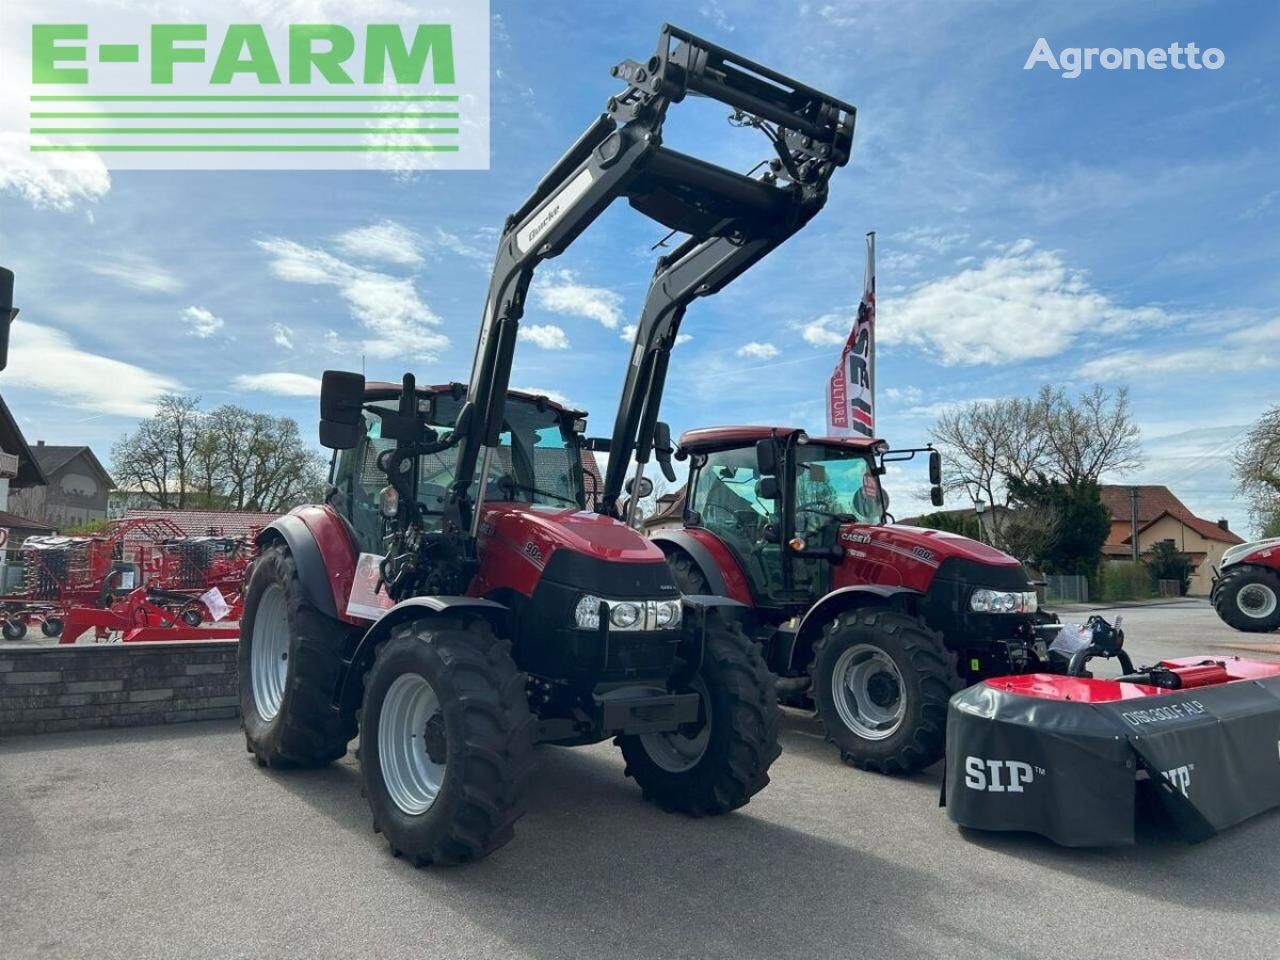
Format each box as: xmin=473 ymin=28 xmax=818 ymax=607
xmin=451 ymin=24 xmax=856 ymax=536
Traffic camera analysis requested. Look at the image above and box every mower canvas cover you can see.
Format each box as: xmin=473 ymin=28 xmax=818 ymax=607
xmin=943 ymin=657 xmax=1280 ymax=846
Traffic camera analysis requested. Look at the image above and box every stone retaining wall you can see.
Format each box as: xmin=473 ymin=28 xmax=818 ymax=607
xmin=0 ymin=640 xmax=239 ymax=737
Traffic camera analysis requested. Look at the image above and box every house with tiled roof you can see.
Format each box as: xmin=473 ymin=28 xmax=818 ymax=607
xmin=1099 ymin=485 xmax=1244 ymax=595
xmin=0 ymin=395 xmax=52 ymax=564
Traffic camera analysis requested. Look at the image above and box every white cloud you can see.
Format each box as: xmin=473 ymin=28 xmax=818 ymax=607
xmin=0 ymin=136 xmax=111 ymax=210
xmin=234 ymin=372 xmax=323 ymax=397
xmin=181 ymin=306 xmax=224 ymax=338
xmin=89 ymin=253 xmax=184 ymax=294
xmin=675 ymin=333 xmax=693 ymax=347
xmin=802 ymin=312 xmax=849 ymax=347
xmin=737 ymin=341 xmax=780 ymax=359
xmin=257 ymin=237 xmax=449 ymax=360
xmin=6 ymin=323 xmax=179 ymax=417
xmin=514 ymin=386 xmax=573 ymax=407
xmin=333 ymin=220 xmax=423 ymax=265
xmin=272 ymin=323 xmax=294 ymax=350
xmin=1080 ymin=319 xmax=1278 ymax=380
xmin=884 ymin=385 xmax=924 ymax=404
xmin=617 ymin=324 xmax=690 ymax=347
xmin=533 ymin=269 xmax=624 ymax=328
xmin=431 ymin=226 xmax=490 ymax=263
xmin=519 ymin=324 xmax=570 ymax=350
xmin=879 ymin=240 xmax=1173 ymax=365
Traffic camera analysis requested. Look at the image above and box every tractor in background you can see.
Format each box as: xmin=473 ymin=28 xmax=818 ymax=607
xmin=1212 ymin=538 xmax=1280 ymax=632
xmin=237 ymin=25 xmax=854 ymax=865
xmin=652 ymin=426 xmax=1060 ymax=775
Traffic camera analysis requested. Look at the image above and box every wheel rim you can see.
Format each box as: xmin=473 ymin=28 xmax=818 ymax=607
xmin=1237 ymin=583 xmax=1278 ymax=619
xmin=831 ymin=643 xmax=906 ymax=741
xmin=378 ymin=673 xmax=447 ymax=816
xmin=639 ymin=677 xmax=712 ymax=773
xmin=250 ymin=583 xmax=290 ymax=722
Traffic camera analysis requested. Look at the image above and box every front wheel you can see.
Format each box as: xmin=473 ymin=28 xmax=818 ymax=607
xmin=3 ymin=619 xmax=26 ymax=641
xmin=619 ymin=613 xmax=781 ymax=815
xmin=810 ymin=607 xmax=958 ymax=775
xmin=359 ymin=616 xmax=535 ymax=866
xmin=1213 ymin=565 xmax=1280 ymax=632
xmin=238 ymin=542 xmax=356 ymax=767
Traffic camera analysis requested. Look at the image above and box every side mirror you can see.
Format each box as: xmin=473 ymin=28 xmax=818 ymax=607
xmin=928 ymin=449 xmax=942 ymax=486
xmin=756 ymin=476 xmax=780 ymax=500
xmin=653 ymin=421 xmax=677 ymax=483
xmin=930 ymin=486 xmax=944 ymax=507
xmin=0 ymin=267 xmax=16 ymax=373
xmin=626 ymin=475 xmax=654 ymax=499
xmin=755 ymin=438 xmax=778 ymax=476
xmin=320 ymin=369 xmax=366 ymax=450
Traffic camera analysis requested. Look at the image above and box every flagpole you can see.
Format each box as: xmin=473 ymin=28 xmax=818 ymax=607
xmin=866 ymin=231 xmax=875 ymax=438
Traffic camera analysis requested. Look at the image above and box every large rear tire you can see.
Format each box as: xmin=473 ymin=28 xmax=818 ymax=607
xmin=810 ymin=607 xmax=957 ymax=775
xmin=619 ymin=613 xmax=780 ymax=815
xmin=1213 ymin=565 xmax=1280 ymax=632
xmin=239 ymin=542 xmax=356 ymax=767
xmin=358 ymin=616 xmax=535 ymax=866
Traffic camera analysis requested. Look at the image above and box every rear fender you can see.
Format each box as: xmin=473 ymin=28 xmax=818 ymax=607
xmin=337 ymin=596 xmax=512 ymax=714
xmin=257 ymin=508 xmax=357 ymax=621
xmin=788 ymin=585 xmax=922 ymax=674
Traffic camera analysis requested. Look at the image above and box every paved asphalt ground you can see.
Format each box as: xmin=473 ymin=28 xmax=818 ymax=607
xmin=3 ymin=600 xmax=1279 ymax=960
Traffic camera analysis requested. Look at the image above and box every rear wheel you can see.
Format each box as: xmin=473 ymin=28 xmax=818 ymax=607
xmin=619 ymin=613 xmax=780 ymax=815
xmin=1214 ymin=566 xmax=1280 ymax=632
xmin=810 ymin=607 xmax=957 ymax=775
xmin=239 ymin=542 xmax=355 ymax=767
xmin=359 ymin=616 xmax=535 ymax=866
xmin=40 ymin=617 xmax=63 ymax=638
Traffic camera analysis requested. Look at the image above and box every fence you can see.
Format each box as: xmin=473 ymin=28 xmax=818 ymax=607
xmin=1045 ymin=574 xmax=1089 ymax=604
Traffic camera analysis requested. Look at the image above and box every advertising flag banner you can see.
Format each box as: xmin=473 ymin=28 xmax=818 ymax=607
xmin=827 ymin=232 xmax=875 ymax=437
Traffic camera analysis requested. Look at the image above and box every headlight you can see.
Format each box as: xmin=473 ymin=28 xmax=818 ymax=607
xmin=654 ymin=599 xmax=682 ymax=629
xmin=970 ymin=588 xmax=1038 ymax=614
xmin=574 ymin=594 xmax=603 ymax=630
xmin=609 ymin=602 xmax=642 ymax=629
xmin=573 ymin=595 xmax=683 ymax=631
xmin=378 ymin=485 xmax=399 ymax=518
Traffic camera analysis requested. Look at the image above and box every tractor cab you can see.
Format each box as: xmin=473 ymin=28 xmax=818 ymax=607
xmin=676 ymin=427 xmax=888 ymax=608
xmin=326 ymin=380 xmax=592 ymax=555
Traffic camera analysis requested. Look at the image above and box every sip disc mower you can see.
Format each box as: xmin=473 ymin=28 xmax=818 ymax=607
xmin=238 ymin=26 xmax=855 ymax=865
xmin=1211 ymin=538 xmax=1280 ymax=632
xmin=649 ymin=428 xmax=1056 ymax=775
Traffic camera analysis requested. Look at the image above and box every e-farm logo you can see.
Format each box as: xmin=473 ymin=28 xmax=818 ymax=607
xmin=1024 ymin=37 xmax=1225 ymax=79
xmin=5 ymin=2 xmax=490 ymax=170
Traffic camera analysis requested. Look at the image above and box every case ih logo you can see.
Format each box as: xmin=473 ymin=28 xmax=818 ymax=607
xmin=963 ymin=757 xmax=1043 ymax=793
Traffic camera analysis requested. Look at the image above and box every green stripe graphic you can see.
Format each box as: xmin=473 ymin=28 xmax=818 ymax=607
xmin=31 ymin=144 xmax=462 ymax=152
xmin=31 ymin=127 xmax=460 ymax=135
xmin=32 ymin=112 xmax=459 ymax=119
xmin=30 ymin=95 xmax=459 ymax=102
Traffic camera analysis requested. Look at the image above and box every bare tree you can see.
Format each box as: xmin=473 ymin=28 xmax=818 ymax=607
xmin=1233 ymin=404 xmax=1280 ymax=534
xmin=929 ymin=396 xmax=1050 ymax=544
xmin=111 ymin=393 xmax=202 ymax=509
xmin=1039 ymin=384 xmax=1142 ymax=483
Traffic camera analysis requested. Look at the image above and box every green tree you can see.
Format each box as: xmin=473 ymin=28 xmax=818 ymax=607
xmin=1146 ymin=539 xmax=1191 ymax=595
xmin=1006 ymin=475 xmax=1110 ymax=580
xmin=912 ymin=509 xmax=982 ymax=540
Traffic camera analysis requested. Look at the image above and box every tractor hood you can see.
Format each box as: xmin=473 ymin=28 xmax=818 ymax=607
xmin=861 ymin=523 xmax=1024 ymax=569
xmin=473 ymin=503 xmax=669 ymax=599
xmin=1220 ymin=537 xmax=1280 ymax=569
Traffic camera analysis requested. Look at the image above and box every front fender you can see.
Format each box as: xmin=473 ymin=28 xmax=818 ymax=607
xmin=787 ymin=585 xmax=921 ymax=674
xmin=337 ymin=596 xmax=512 ymax=714
xmin=257 ymin=508 xmax=356 ymax=621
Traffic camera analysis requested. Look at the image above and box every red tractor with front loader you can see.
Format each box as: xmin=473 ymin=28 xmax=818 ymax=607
xmin=237 ymin=26 xmax=855 ymax=865
xmin=1212 ymin=537 xmax=1280 ymax=632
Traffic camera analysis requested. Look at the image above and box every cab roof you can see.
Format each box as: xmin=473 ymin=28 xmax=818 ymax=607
xmin=677 ymin=425 xmax=881 ymax=454
xmin=363 ymin=381 xmax=586 ymax=418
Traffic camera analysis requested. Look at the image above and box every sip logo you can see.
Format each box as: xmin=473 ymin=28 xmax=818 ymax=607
xmin=963 ymin=757 xmax=1043 ymax=793
xmin=1160 ymin=764 xmax=1193 ymax=797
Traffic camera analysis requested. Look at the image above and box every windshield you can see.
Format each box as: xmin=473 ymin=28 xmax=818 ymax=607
xmin=795 ymin=444 xmax=883 ymax=524
xmin=331 ymin=394 xmax=588 ymax=554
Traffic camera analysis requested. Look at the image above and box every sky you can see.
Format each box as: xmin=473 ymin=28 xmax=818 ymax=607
xmin=1 ymin=0 xmax=1277 ymax=533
